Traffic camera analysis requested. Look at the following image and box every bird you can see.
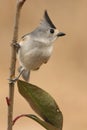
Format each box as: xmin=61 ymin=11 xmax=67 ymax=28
xmin=17 ymin=10 xmax=65 ymax=82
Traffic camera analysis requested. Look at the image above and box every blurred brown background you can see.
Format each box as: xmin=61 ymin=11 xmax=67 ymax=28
xmin=0 ymin=0 xmax=87 ymax=130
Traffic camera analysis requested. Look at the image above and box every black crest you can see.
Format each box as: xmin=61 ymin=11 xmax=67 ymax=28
xmin=44 ymin=10 xmax=56 ymax=29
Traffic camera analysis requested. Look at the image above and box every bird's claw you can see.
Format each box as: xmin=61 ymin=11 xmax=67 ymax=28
xmin=11 ymin=43 xmax=20 ymax=52
xmin=8 ymin=77 xmax=18 ymax=84
xmin=14 ymin=43 xmax=20 ymax=49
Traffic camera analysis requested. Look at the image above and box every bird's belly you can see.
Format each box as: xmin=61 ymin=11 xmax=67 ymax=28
xmin=18 ymin=46 xmax=53 ymax=70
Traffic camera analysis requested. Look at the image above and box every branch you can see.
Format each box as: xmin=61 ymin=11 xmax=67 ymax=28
xmin=7 ymin=1 xmax=26 ymax=130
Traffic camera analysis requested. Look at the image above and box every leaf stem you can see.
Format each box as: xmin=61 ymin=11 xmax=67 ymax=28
xmin=13 ymin=114 xmax=26 ymax=126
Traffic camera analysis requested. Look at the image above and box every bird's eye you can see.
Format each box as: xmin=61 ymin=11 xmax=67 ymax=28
xmin=50 ymin=28 xmax=54 ymax=34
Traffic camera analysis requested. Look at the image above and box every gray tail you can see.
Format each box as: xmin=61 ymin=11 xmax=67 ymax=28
xmin=18 ymin=66 xmax=30 ymax=82
xmin=22 ymin=69 xmax=30 ymax=82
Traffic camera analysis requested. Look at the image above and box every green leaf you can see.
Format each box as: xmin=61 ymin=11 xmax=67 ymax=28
xmin=17 ymin=80 xmax=63 ymax=130
xmin=26 ymin=114 xmax=58 ymax=130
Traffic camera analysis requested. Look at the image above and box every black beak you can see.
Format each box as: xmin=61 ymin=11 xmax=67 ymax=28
xmin=57 ymin=32 xmax=66 ymax=37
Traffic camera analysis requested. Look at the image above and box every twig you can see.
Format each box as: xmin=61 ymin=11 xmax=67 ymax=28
xmin=7 ymin=1 xmax=26 ymax=130
xmin=6 ymin=97 xmax=10 ymax=106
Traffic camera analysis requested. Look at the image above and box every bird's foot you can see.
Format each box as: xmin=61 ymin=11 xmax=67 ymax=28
xmin=11 ymin=42 xmax=20 ymax=52
xmin=8 ymin=77 xmax=18 ymax=84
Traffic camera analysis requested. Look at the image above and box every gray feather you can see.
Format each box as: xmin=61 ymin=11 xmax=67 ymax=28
xmin=22 ymin=70 xmax=30 ymax=82
xmin=18 ymin=66 xmax=30 ymax=82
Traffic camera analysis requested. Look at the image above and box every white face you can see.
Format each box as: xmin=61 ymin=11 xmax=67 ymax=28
xmin=34 ymin=28 xmax=59 ymax=44
xmin=46 ymin=28 xmax=59 ymax=42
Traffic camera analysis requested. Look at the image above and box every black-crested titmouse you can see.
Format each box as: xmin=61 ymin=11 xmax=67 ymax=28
xmin=17 ymin=10 xmax=65 ymax=82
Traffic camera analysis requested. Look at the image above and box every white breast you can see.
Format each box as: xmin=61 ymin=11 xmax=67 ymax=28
xmin=18 ymin=35 xmax=53 ymax=70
